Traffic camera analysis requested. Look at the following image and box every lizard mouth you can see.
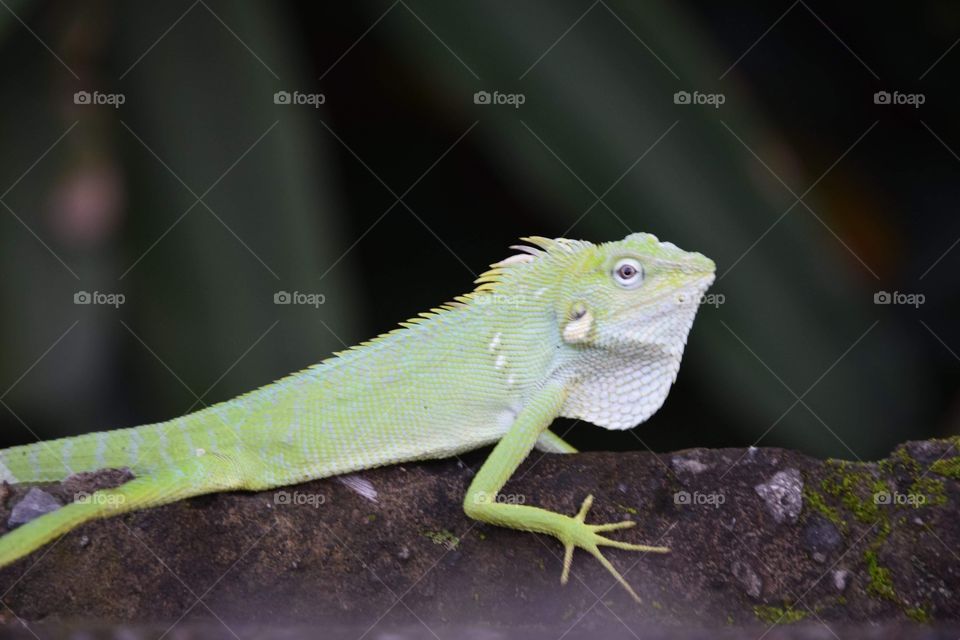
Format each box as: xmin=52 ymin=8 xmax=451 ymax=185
xmin=611 ymin=273 xmax=716 ymax=344
xmin=631 ymin=273 xmax=716 ymax=312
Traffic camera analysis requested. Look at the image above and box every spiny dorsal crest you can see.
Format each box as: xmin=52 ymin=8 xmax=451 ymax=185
xmin=330 ymin=237 xmax=594 ymax=360
xmin=475 ymin=236 xmax=593 ymax=289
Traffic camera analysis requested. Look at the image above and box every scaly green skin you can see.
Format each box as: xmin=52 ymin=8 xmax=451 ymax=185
xmin=0 ymin=233 xmax=715 ymax=601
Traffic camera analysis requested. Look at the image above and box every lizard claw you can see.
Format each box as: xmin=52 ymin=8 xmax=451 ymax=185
xmin=558 ymin=494 xmax=670 ymax=603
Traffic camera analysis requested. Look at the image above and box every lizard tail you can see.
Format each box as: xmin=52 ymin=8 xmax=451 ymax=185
xmin=0 ymin=453 xmax=243 ymax=569
xmin=0 ymin=420 xmax=193 ymax=484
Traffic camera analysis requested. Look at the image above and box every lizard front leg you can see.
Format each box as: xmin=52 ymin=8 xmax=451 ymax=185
xmin=463 ymin=383 xmax=669 ymax=602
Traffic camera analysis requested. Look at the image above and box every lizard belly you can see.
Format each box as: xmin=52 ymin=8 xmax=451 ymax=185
xmin=253 ymin=404 xmax=517 ymax=486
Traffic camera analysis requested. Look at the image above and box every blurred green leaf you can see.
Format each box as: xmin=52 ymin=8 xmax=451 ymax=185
xmin=0 ymin=0 xmax=360 ymax=438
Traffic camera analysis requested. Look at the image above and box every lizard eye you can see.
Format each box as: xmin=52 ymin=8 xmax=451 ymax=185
xmin=612 ymin=258 xmax=644 ymax=288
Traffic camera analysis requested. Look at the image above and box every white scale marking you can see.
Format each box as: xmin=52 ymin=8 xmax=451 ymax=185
xmin=181 ymin=424 xmax=195 ymax=456
xmin=61 ymin=439 xmax=75 ymax=471
xmin=28 ymin=447 xmax=40 ymax=476
xmin=95 ymin=433 xmax=108 ymax=468
xmin=156 ymin=425 xmax=173 ymax=465
xmin=0 ymin=459 xmax=15 ymax=483
xmin=129 ymin=430 xmax=142 ymax=467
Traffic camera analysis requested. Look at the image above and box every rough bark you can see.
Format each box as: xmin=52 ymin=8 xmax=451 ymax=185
xmin=1 ymin=439 xmax=959 ymax=638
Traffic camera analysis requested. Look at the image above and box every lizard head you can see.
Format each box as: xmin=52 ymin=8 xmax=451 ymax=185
xmin=555 ymin=232 xmax=715 ymax=352
xmin=486 ymin=233 xmax=715 ymax=429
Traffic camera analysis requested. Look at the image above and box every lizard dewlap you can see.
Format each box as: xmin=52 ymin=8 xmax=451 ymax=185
xmin=0 ymin=233 xmax=715 ymax=602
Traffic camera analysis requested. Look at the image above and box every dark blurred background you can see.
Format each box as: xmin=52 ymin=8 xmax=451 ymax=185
xmin=0 ymin=1 xmax=957 ymax=461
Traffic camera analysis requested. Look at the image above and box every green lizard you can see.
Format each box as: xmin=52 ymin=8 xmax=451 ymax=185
xmin=0 ymin=233 xmax=715 ymax=601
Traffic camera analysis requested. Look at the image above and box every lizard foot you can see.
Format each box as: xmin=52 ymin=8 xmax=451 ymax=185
xmin=558 ymin=494 xmax=669 ymax=603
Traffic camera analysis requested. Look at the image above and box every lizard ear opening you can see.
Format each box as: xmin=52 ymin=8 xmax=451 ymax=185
xmin=562 ymin=302 xmax=593 ymax=344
